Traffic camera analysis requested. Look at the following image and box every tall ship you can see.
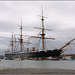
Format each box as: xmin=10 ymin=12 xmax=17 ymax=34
xmin=5 ymin=10 xmax=69 ymax=60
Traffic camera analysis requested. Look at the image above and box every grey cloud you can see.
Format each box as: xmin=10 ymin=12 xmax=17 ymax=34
xmin=0 ymin=2 xmax=75 ymax=55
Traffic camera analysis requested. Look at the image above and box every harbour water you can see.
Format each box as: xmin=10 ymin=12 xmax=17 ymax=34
xmin=0 ymin=59 xmax=75 ymax=70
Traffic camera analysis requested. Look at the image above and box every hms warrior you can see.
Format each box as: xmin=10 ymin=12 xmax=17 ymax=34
xmin=5 ymin=10 xmax=63 ymax=60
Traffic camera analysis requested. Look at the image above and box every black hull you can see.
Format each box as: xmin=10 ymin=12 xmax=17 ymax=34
xmin=5 ymin=49 xmax=62 ymax=59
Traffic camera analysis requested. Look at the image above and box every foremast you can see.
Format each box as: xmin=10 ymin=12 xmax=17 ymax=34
xmin=10 ymin=20 xmax=29 ymax=53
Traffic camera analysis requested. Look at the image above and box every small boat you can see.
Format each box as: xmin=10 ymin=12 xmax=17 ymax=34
xmin=46 ymin=57 xmax=60 ymax=60
xmin=63 ymin=56 xmax=74 ymax=61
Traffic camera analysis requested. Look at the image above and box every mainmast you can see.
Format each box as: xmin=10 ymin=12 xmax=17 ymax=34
xmin=31 ymin=9 xmax=55 ymax=51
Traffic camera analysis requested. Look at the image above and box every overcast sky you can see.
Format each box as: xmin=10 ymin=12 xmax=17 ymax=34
xmin=0 ymin=1 xmax=75 ymax=55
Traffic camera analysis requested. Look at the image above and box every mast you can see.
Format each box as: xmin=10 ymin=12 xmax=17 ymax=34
xmin=41 ymin=9 xmax=45 ymax=51
xmin=31 ymin=9 xmax=55 ymax=51
xmin=13 ymin=20 xmax=30 ymax=52
xmin=20 ymin=20 xmax=23 ymax=52
xmin=11 ymin=31 xmax=13 ymax=53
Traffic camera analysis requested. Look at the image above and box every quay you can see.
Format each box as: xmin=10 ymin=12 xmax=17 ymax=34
xmin=0 ymin=68 xmax=75 ymax=74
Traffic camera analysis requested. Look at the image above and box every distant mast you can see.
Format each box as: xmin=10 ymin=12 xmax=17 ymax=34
xmin=11 ymin=31 xmax=13 ymax=53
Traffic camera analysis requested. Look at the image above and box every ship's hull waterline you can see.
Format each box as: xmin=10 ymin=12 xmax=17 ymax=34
xmin=5 ymin=49 xmax=62 ymax=60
